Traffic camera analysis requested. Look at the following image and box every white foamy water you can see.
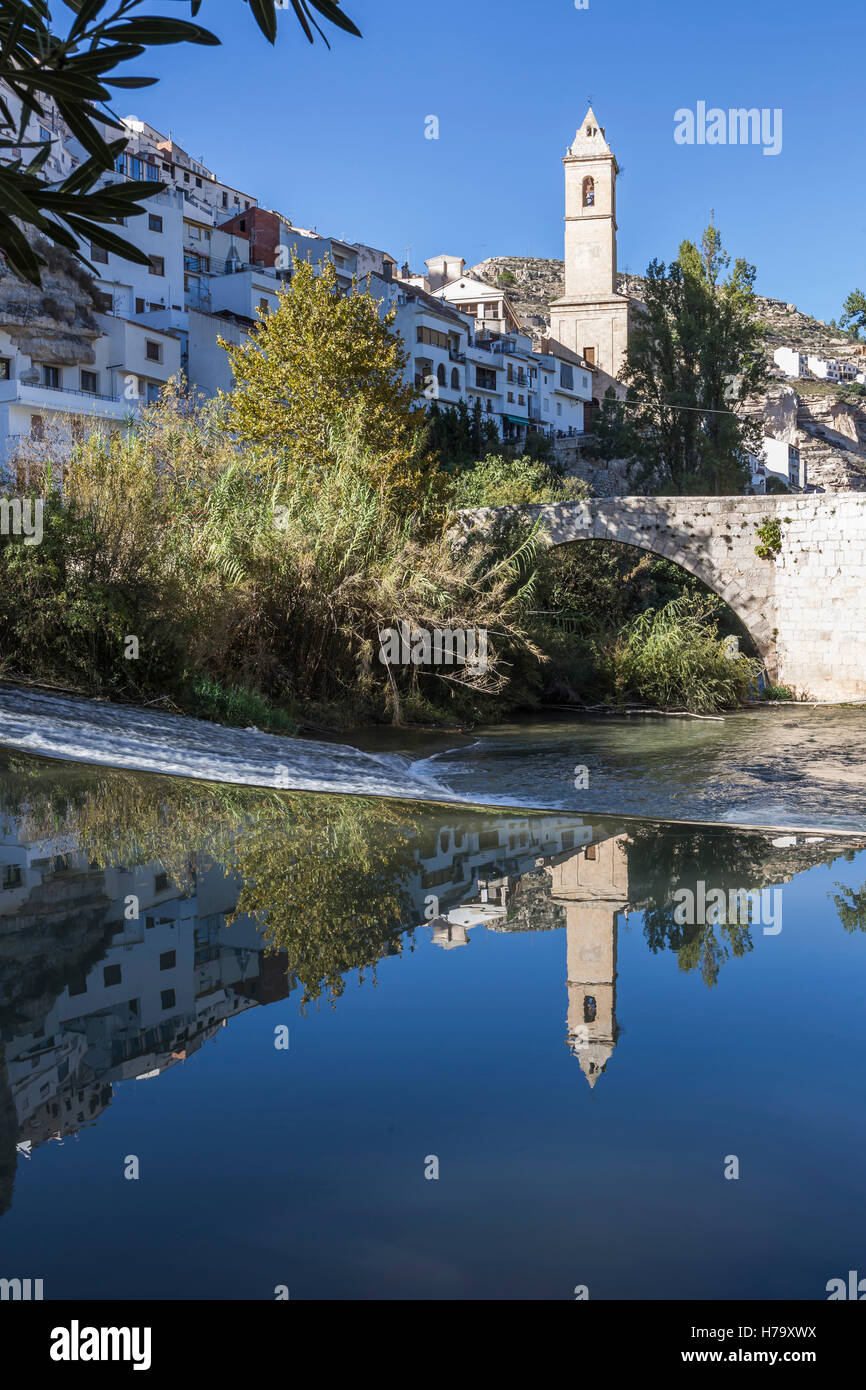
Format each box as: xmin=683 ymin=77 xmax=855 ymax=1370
xmin=0 ymin=686 xmax=461 ymax=803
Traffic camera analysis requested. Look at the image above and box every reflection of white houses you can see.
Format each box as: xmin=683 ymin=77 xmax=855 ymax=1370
xmin=0 ymin=824 xmax=290 ymax=1150
xmin=413 ymin=816 xmax=594 ymax=933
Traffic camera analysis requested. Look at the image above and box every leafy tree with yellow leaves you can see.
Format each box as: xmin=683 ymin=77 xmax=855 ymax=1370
xmin=220 ymin=256 xmax=430 ymax=497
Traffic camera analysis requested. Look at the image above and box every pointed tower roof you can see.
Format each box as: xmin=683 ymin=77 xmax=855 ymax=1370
xmin=569 ymin=1036 xmax=616 ymax=1088
xmin=568 ymin=108 xmax=616 ymax=162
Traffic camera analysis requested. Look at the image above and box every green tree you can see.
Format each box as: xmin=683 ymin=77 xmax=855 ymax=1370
xmin=222 ymin=255 xmax=428 ymax=495
xmin=840 ymin=289 xmax=866 ymax=340
xmin=832 ymin=881 xmax=866 ymax=933
xmin=600 ymin=224 xmax=768 ymax=494
xmin=426 ymin=399 xmax=501 ymax=468
xmin=0 ymin=0 xmax=360 ymax=284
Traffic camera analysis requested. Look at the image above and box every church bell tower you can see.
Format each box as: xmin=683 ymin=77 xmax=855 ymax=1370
xmin=550 ymin=107 xmax=630 ymax=389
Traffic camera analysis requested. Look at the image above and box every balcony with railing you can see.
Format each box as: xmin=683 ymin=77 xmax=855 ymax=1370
xmin=0 ymin=380 xmax=138 ymax=419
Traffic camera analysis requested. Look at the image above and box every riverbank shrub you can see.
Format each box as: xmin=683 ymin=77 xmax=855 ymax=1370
xmin=606 ymin=594 xmax=763 ymax=712
xmin=0 ymin=390 xmax=546 ymax=726
xmin=450 ymin=453 xmax=590 ymax=508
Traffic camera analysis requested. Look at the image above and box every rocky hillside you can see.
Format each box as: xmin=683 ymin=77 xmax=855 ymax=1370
xmin=467 ymin=256 xmax=866 ymax=492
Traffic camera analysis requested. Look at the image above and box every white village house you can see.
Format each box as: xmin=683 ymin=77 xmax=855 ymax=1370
xmin=0 ymin=86 xmax=595 ymax=474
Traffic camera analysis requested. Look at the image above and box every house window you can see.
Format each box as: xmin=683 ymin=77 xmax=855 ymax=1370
xmin=90 ymin=241 xmax=108 ymax=264
xmin=556 ymin=402 xmax=562 ymax=415
xmin=148 ymin=214 xmax=163 ymax=233
xmin=135 ymin=297 xmax=146 ymax=314
xmin=582 ymin=176 xmax=595 ymax=207
xmin=561 ymin=364 xmax=574 ymax=390
xmin=42 ymin=365 xmax=60 ymax=388
xmin=195 ymin=177 xmax=202 ymax=188
xmin=1 ymin=864 xmax=22 ymax=890
xmin=259 ymin=297 xmax=269 ymax=312
xmin=183 ymin=171 xmax=189 ymax=183
xmin=239 ymin=219 xmax=246 ymax=233
xmin=155 ymin=872 xmax=169 ymax=891
xmin=103 ymin=964 xmax=122 ymax=988
xmin=476 ymin=367 xmax=496 ymax=390
xmin=38 ymin=125 xmax=51 ymax=142
xmin=507 ymin=391 xmax=514 ymax=403
xmin=417 ymin=325 xmax=450 ymax=350
xmin=0 ymin=358 xmax=10 ymax=380
xmin=94 ymin=289 xmax=113 ymax=312
xmin=451 ymin=368 xmax=459 ymax=389
xmin=80 ymin=370 xmax=98 ymax=394
xmin=161 ymin=988 xmax=176 ymax=1010
xmin=583 ymin=347 xmax=596 ymax=365
xmin=149 ymin=255 xmax=164 ymax=277
xmin=160 ymin=950 xmax=176 ymax=971
xmin=30 ymin=415 xmax=43 ymax=440
xmin=145 ymin=339 xmax=162 ymax=363
xmin=436 ymin=363 xmax=446 ymax=387
xmin=586 ymin=844 xmax=597 ymax=860
xmin=222 ymin=192 xmax=228 ymax=208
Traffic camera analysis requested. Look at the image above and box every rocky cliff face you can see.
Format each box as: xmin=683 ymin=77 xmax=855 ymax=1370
xmin=0 ymin=235 xmax=102 ymax=368
xmin=467 ymin=257 xmax=866 ymax=492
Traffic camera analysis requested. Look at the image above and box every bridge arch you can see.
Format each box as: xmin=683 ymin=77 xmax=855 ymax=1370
xmin=460 ymin=496 xmax=778 ymax=660
xmin=458 ymin=493 xmax=866 ymax=699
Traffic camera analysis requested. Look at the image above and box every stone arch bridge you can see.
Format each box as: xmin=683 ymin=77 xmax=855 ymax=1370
xmin=459 ymin=494 xmax=866 ymax=702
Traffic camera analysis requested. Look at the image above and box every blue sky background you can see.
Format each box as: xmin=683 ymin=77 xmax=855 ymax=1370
xmin=118 ymin=0 xmax=864 ymax=321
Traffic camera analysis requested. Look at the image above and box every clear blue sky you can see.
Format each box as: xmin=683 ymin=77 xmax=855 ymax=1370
xmin=124 ymin=0 xmax=864 ymax=321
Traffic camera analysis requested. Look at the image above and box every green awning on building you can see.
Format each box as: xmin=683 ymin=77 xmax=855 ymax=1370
xmin=504 ymin=414 xmax=530 ymax=426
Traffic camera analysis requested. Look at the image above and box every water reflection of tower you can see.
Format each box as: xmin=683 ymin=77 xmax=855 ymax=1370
xmin=546 ymin=834 xmax=630 ymax=1088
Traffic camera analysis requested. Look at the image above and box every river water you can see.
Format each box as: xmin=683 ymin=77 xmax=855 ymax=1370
xmin=0 ymin=692 xmax=865 ymax=1299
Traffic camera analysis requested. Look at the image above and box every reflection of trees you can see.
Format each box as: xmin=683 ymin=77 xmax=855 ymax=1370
xmin=228 ymin=797 xmax=420 ymax=1004
xmin=832 ymin=882 xmax=866 ymax=934
xmin=627 ymin=825 xmax=866 ymax=986
xmin=626 ymin=826 xmax=768 ymax=986
xmin=0 ymin=758 xmax=422 ymax=1006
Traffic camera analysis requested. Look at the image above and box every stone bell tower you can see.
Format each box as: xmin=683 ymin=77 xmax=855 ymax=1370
xmin=547 ymin=834 xmax=630 ymax=1088
xmin=550 ymin=107 xmax=630 ymax=388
